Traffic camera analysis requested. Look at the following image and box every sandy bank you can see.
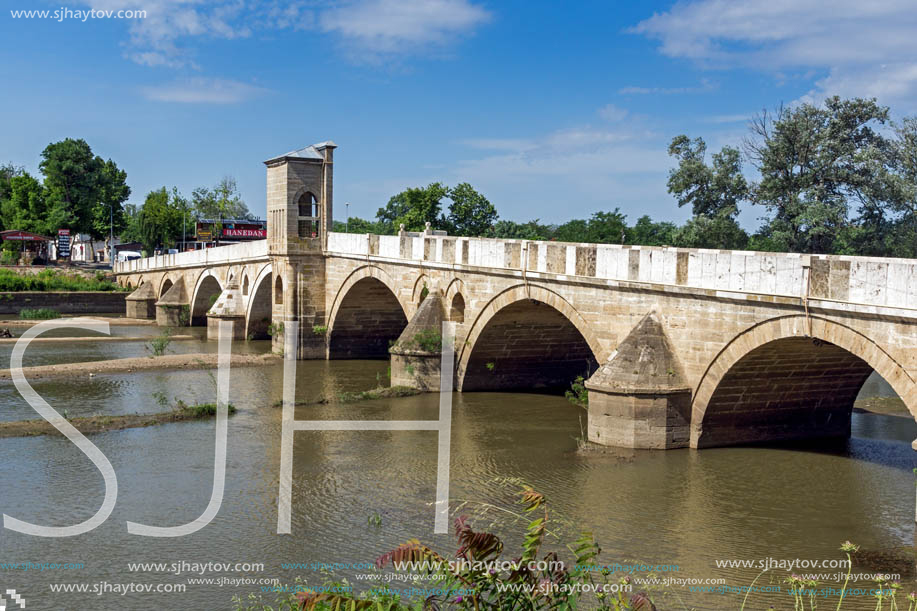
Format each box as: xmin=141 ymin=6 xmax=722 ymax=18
xmin=0 ymin=404 xmax=235 ymax=438
xmin=0 ymin=335 xmax=197 ymax=344
xmin=0 ymin=317 xmax=157 ymax=327
xmin=0 ymin=352 xmax=280 ymax=380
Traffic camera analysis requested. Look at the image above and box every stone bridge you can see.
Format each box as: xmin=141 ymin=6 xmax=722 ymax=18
xmin=115 ymin=141 xmax=917 ymax=450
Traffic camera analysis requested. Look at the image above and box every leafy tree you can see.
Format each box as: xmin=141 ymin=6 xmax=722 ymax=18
xmin=0 ymin=163 xmax=24 ymax=205
xmin=744 ymin=97 xmax=894 ymax=253
xmin=583 ymin=209 xmax=628 ymax=243
xmin=192 ymin=176 xmax=252 ymax=220
xmin=667 ymin=135 xmax=747 ymax=219
xmin=39 ymin=138 xmax=130 ymax=256
xmin=331 ymin=216 xmax=384 ymax=234
xmin=445 ymin=183 xmax=498 ymax=236
xmin=0 ymin=173 xmax=50 ymax=235
xmin=552 ymin=218 xmax=589 ymax=243
xmin=626 ymin=215 xmax=677 ymax=246
xmin=672 ymin=214 xmax=749 ymax=249
xmin=376 ymin=182 xmax=447 ymax=232
xmin=490 ymin=219 xmax=548 ymax=240
xmin=135 ymin=187 xmax=190 ymax=253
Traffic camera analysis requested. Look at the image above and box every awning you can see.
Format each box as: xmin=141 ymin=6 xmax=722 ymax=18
xmin=0 ymin=230 xmax=53 ymax=242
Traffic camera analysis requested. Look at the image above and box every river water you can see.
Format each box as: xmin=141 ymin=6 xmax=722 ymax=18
xmin=0 ymin=319 xmax=914 ymax=610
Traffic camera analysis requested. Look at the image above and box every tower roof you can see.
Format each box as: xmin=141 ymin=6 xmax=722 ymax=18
xmin=263 ymin=141 xmax=337 ymax=165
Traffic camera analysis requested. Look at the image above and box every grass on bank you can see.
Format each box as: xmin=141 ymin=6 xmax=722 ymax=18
xmin=18 ymin=308 xmax=61 ymax=319
xmin=271 ymin=385 xmax=422 ymax=408
xmin=0 ymin=268 xmax=126 ymax=292
xmin=0 ymin=399 xmax=236 ymax=438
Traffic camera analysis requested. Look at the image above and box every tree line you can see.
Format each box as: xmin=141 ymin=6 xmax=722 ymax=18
xmin=338 ymin=97 xmax=917 ymax=258
xmin=6 ymin=96 xmax=917 ymax=259
xmin=0 ymin=138 xmax=252 ymax=255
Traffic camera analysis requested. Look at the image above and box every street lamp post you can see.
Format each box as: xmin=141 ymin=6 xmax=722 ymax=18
xmin=346 ymin=202 xmax=350 ymax=233
xmin=109 ymin=202 xmax=114 ymax=270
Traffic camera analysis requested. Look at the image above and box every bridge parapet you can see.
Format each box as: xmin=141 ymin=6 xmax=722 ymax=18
xmin=114 ymin=239 xmax=269 ymax=274
xmin=327 ymin=232 xmax=917 ymax=313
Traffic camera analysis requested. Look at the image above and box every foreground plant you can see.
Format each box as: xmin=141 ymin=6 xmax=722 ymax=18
xmin=295 ymin=487 xmax=655 ymax=611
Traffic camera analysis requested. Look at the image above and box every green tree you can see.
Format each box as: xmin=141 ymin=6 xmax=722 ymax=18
xmin=584 ymin=209 xmax=628 ymax=243
xmin=40 ymin=138 xmax=130 ymax=255
xmin=0 ymin=173 xmax=50 ymax=235
xmin=672 ymin=214 xmax=749 ymax=249
xmin=626 ymin=215 xmax=677 ymax=246
xmin=0 ymin=163 xmax=23 ymax=206
xmin=445 ymin=183 xmax=498 ymax=236
xmin=331 ymin=216 xmax=383 ymax=234
xmin=744 ymin=97 xmax=894 ymax=254
xmin=376 ymin=182 xmax=448 ymax=232
xmin=136 ymin=188 xmax=190 ymax=253
xmin=490 ymin=219 xmax=548 ymax=240
xmin=667 ymin=135 xmax=747 ymax=219
xmin=192 ymin=177 xmax=252 ymax=219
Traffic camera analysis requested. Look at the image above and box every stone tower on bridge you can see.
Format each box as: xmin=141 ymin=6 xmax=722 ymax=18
xmin=264 ymin=141 xmax=336 ymax=358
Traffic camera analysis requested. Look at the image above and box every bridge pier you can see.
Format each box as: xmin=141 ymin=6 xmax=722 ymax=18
xmin=207 ymin=281 xmax=246 ymax=339
xmin=156 ymin=279 xmax=189 ymax=327
xmin=389 ymin=291 xmax=446 ymax=391
xmin=125 ymin=282 xmax=156 ymax=319
xmin=585 ymin=313 xmax=691 ymax=449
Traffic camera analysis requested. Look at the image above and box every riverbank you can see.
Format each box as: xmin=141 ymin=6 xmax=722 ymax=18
xmin=0 ymin=291 xmax=127 ymax=314
xmin=0 ymin=401 xmax=236 ymax=438
xmin=0 ymin=317 xmax=156 ymax=326
xmin=271 ymin=385 xmax=422 ymax=407
xmin=0 ymin=334 xmax=196 ymax=344
xmin=0 ymin=352 xmax=280 ymax=379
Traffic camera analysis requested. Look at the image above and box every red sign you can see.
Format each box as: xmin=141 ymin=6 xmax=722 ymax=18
xmin=222 ymin=228 xmax=267 ymax=238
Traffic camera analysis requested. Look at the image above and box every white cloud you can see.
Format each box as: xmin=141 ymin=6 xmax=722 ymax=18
xmin=320 ymin=0 xmax=491 ymax=58
xmin=598 ymin=104 xmax=628 ymax=122
xmin=630 ymin=0 xmax=917 ymax=109
xmin=703 ymin=113 xmax=755 ymax=124
xmin=452 ymin=111 xmax=673 ymax=222
xmin=139 ymin=78 xmax=269 ymax=104
xmin=618 ymin=79 xmax=716 ymax=95
xmin=83 ymin=0 xmax=488 ymax=68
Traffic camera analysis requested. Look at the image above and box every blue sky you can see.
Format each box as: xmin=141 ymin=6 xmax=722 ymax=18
xmin=3 ymin=1 xmax=916 ymax=229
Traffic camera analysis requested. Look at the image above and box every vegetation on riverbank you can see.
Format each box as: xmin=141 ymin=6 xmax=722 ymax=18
xmin=0 ymin=399 xmax=236 ymax=438
xmin=0 ymin=268 xmax=124 ymax=292
xmin=19 ymin=307 xmax=61 ymax=319
xmin=271 ymin=386 xmax=422 ymax=408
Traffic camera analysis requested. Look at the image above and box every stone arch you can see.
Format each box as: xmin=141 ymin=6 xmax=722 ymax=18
xmin=450 ymin=293 xmax=466 ymax=323
xmin=444 ymin=277 xmax=467 ymax=324
xmin=456 ymin=284 xmax=603 ymax=392
xmin=190 ymin=269 xmax=223 ymax=326
xmin=412 ymin=273 xmax=431 ymax=306
xmin=691 ymin=315 xmax=917 ymax=448
xmin=327 ymin=265 xmax=408 ymax=359
xmin=245 ymin=264 xmax=272 ymax=340
xmin=159 ymin=277 xmax=174 ymax=299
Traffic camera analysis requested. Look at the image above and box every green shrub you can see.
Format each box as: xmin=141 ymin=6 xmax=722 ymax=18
xmin=147 ymin=328 xmax=172 ymax=357
xmin=19 ymin=308 xmax=61 ymax=319
xmin=413 ymin=329 xmax=442 ymax=352
xmin=174 ymin=400 xmax=237 ymax=418
xmin=565 ymin=375 xmax=588 ymax=408
xmin=0 ymin=268 xmax=124 ymax=292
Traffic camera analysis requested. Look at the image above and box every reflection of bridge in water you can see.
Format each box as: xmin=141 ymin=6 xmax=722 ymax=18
xmin=115 ymin=141 xmax=917 ymax=451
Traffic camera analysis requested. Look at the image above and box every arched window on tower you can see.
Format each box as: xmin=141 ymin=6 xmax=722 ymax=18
xmin=275 ymin=276 xmax=284 ymax=305
xmin=297 ymin=192 xmax=319 ymax=238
